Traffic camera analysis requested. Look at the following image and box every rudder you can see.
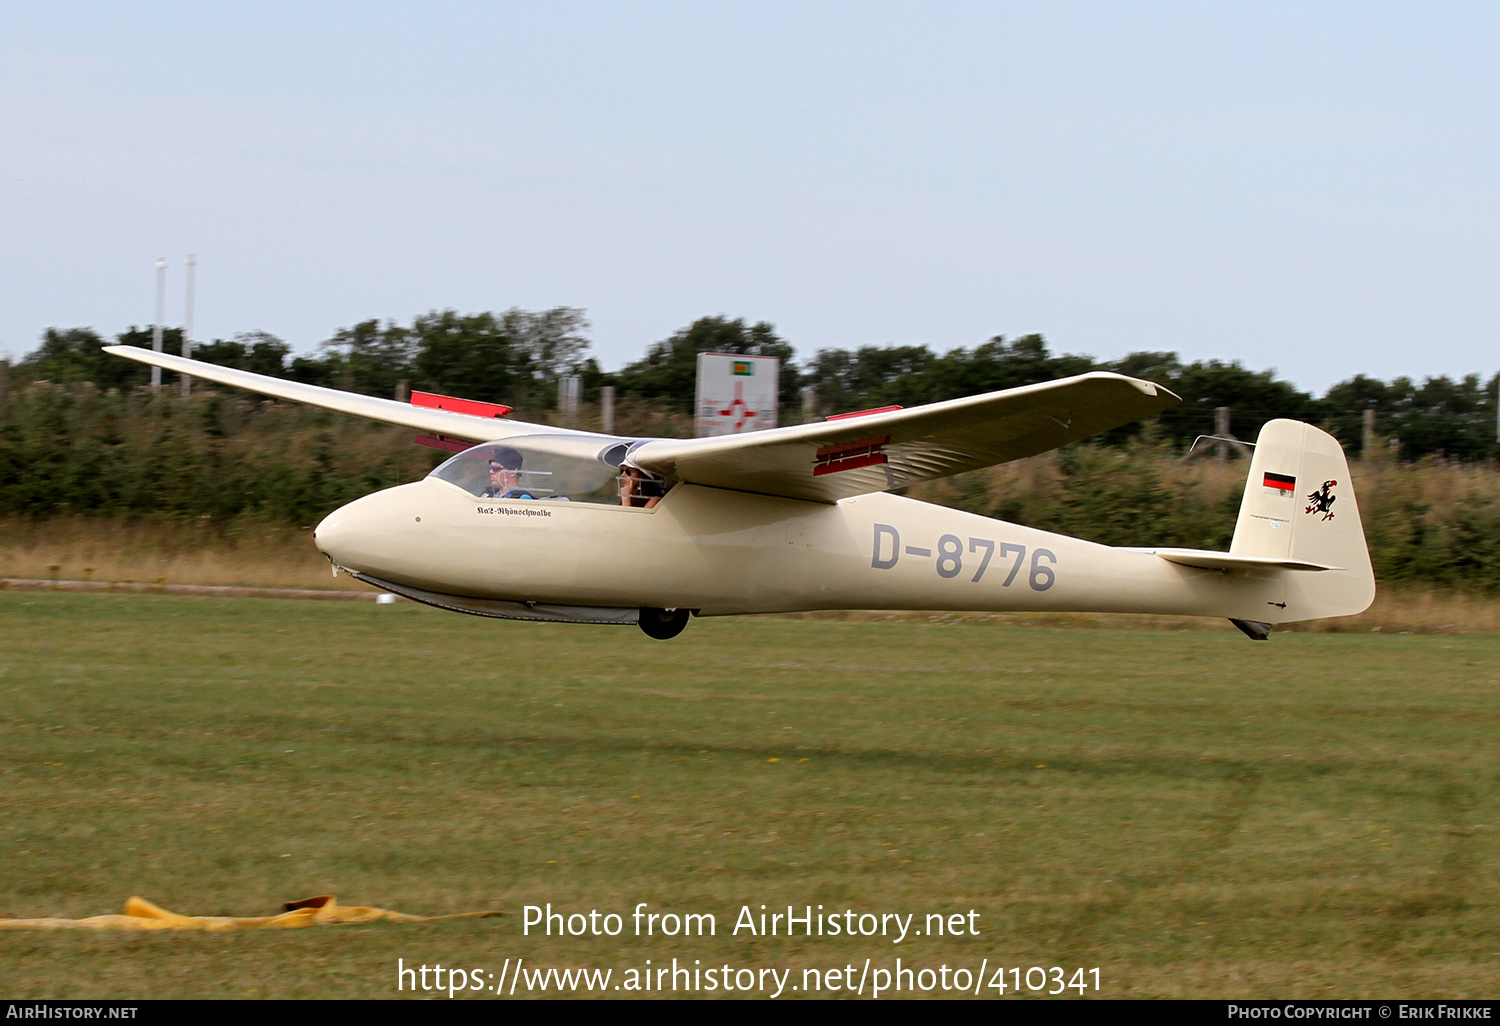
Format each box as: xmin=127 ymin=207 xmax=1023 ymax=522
xmin=1231 ymin=419 xmax=1375 ymax=621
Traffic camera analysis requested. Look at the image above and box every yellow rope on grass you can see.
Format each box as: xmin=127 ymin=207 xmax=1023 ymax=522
xmin=0 ymin=895 xmax=504 ymax=931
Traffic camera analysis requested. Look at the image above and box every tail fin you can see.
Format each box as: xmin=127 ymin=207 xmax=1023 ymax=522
xmin=1231 ymin=419 xmax=1375 ymax=621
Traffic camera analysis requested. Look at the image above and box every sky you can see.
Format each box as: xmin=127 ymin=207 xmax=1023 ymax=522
xmin=3 ymin=1 xmax=1496 ymax=394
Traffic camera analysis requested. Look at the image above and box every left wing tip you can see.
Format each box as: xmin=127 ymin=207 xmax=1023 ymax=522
xmin=1126 ymin=376 xmax=1181 ymax=403
xmin=1075 ymin=370 xmax=1179 ymax=404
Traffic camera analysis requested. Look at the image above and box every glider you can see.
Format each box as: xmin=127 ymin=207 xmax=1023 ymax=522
xmin=105 ymin=346 xmax=1375 ymax=639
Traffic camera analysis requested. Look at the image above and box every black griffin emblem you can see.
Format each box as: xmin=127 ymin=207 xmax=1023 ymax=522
xmin=1305 ymin=480 xmax=1337 ymax=520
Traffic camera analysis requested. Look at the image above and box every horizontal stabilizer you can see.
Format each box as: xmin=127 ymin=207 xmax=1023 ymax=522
xmin=1149 ymin=548 xmax=1342 ymax=572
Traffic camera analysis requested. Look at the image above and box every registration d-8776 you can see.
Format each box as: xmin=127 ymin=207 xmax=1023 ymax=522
xmin=870 ymin=524 xmax=1056 ymax=590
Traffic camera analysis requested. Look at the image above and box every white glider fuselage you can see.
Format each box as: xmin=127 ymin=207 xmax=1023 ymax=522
xmin=313 ymin=478 xmax=1342 ymax=624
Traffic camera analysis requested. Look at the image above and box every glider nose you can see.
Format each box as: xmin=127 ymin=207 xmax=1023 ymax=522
xmin=313 ymin=501 xmax=372 ymax=570
xmin=312 ymin=509 xmax=351 ymax=566
xmin=313 ymin=483 xmax=428 ymax=575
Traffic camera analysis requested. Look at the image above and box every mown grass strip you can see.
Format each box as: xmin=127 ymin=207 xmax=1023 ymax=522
xmin=2 ymin=592 xmax=1496 ymax=998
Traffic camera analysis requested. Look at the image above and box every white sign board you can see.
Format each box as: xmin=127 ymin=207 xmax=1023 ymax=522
xmin=694 ymin=353 xmax=780 ymax=437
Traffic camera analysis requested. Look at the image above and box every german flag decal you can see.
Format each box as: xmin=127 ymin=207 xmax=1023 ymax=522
xmin=1263 ymin=472 xmax=1296 ymax=495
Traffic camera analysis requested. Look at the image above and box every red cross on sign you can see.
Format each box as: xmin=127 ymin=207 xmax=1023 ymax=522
xmin=715 ymin=380 xmax=759 ymax=433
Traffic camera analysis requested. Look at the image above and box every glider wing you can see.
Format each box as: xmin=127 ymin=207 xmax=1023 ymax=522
xmin=102 ymin=346 xmax=565 ymax=443
xmin=632 ymin=372 xmax=1179 ymax=502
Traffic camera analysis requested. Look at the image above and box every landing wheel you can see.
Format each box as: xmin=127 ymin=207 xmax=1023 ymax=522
xmin=638 ymin=607 xmax=689 ymax=640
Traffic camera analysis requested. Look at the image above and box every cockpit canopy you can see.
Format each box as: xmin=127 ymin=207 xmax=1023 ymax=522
xmin=428 ymin=434 xmax=650 ymax=505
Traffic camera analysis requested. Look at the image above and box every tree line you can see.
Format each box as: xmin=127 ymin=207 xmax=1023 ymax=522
xmin=4 ymin=310 xmax=1498 ymax=593
xmin=10 ymin=309 xmax=1499 ymax=460
xmin=1 ymin=380 xmax=1495 ymax=595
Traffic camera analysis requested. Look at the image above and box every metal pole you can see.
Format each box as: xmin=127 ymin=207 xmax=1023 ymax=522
xmin=151 ymin=258 xmax=166 ymax=390
xmin=558 ymin=375 xmax=581 ymax=425
xmin=180 ymin=254 xmax=196 ymax=396
xmin=601 ymin=385 xmax=615 ymax=434
xmin=1215 ymin=407 xmax=1230 ymax=465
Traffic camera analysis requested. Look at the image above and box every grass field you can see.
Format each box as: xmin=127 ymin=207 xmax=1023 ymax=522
xmin=2 ymin=591 xmax=1497 ymax=999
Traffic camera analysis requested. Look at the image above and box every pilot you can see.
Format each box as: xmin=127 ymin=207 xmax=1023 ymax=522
xmin=482 ymin=447 xmax=537 ymax=499
xmin=619 ymin=465 xmax=664 ymax=509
